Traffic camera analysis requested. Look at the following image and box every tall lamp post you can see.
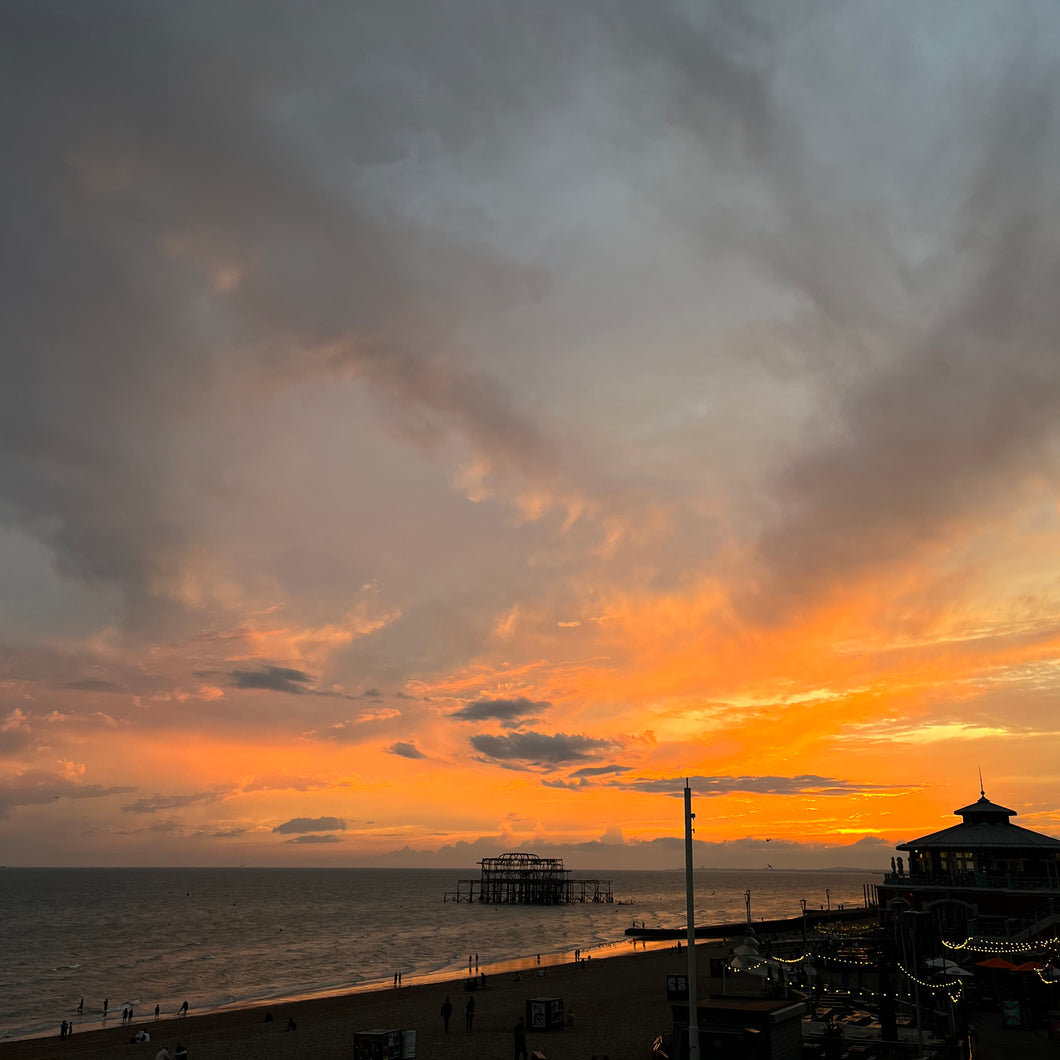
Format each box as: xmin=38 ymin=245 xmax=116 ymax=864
xmin=800 ymin=898 xmax=807 ymax=947
xmin=825 ymin=888 xmax=831 ymax=914
xmin=684 ymin=781 xmax=699 ymax=1060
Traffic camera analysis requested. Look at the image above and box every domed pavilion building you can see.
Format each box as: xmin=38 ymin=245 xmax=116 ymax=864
xmin=878 ymin=788 xmax=1060 ymax=945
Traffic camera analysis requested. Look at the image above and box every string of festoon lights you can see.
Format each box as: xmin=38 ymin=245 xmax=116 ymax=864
xmin=726 ymin=924 xmax=1060 ymax=1004
xmin=769 ymin=952 xmax=877 ymax=968
xmin=895 ymin=962 xmax=964 ymax=1003
xmin=943 ymin=936 xmax=1060 ymax=955
xmin=726 ymin=955 xmax=967 ymax=1005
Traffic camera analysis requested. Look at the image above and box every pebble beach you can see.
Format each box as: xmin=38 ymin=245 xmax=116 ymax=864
xmin=1 ymin=943 xmax=715 ymax=1060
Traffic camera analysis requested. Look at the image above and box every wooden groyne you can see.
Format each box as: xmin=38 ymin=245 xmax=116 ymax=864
xmin=625 ymin=906 xmax=875 ymax=940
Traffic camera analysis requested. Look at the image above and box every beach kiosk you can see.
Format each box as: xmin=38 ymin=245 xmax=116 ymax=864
xmin=670 ymin=998 xmax=805 ymax=1060
xmin=526 ymin=996 xmax=564 ymax=1031
xmin=353 ymin=1028 xmax=402 ymax=1060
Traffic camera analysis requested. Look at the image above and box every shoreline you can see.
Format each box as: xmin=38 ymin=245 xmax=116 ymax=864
xmin=0 ymin=933 xmax=695 ymax=1048
xmin=2 ymin=907 xmax=880 ymax=1046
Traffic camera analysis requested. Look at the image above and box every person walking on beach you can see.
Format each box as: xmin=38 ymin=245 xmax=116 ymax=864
xmin=103 ymin=998 xmax=109 ymax=1018
xmin=441 ymin=997 xmax=453 ymax=1032
xmin=154 ymin=1004 xmax=160 ymax=1020
xmin=514 ymin=1016 xmax=528 ymax=1060
xmin=179 ymin=1000 xmax=189 ymax=1017
xmin=465 ymin=995 xmax=475 ymax=1031
xmin=77 ymin=998 xmax=84 ymax=1014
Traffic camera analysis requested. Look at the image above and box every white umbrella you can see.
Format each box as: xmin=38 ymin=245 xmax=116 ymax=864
xmin=925 ymin=957 xmax=972 ymax=976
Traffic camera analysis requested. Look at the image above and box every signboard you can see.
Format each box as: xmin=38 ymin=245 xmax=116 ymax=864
xmin=666 ymin=974 xmax=689 ymax=1000
xmin=526 ymin=997 xmax=564 ymax=1031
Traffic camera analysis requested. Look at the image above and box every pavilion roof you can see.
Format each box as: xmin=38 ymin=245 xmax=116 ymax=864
xmin=898 ymin=820 xmax=1060 ymax=852
xmin=897 ymin=790 xmax=1060 ymax=852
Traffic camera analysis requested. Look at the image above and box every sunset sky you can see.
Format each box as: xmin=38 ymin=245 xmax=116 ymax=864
xmin=3 ymin=1 xmax=1060 ymax=869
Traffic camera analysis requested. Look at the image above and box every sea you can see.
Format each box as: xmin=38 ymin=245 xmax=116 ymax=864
xmin=0 ymin=866 xmax=880 ymax=1042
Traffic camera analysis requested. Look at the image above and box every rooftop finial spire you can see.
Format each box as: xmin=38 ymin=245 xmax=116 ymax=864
xmin=979 ymin=765 xmax=985 ymax=798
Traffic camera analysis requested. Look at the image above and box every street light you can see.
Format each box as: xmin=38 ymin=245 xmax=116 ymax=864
xmin=825 ymin=888 xmax=831 ymax=913
xmin=800 ymin=898 xmax=807 ymax=946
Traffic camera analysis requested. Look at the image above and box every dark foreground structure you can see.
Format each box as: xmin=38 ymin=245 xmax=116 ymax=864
xmin=665 ymin=787 xmax=1060 ymax=1060
xmin=443 ymin=851 xmax=614 ymax=903
xmin=877 ymin=787 xmax=1060 ymax=947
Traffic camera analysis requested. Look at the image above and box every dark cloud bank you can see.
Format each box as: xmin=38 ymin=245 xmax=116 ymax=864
xmin=4 ymin=1 xmax=1058 ymax=638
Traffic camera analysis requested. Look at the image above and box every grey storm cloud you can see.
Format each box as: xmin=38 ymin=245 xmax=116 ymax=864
xmin=0 ymin=2 xmax=571 ymax=634
xmin=387 ymin=741 xmax=426 ymax=759
xmin=2 ymin=0 xmax=1058 ymax=644
xmin=273 ymin=816 xmax=347 ymax=834
xmin=470 ymin=731 xmax=617 ymax=768
xmin=231 ymin=667 xmax=315 ymax=694
xmin=611 ymin=775 xmax=910 ymax=798
xmin=448 ymin=697 xmax=549 ymax=723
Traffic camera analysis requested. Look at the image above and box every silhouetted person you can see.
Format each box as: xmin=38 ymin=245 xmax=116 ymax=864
xmin=60 ymin=1020 xmax=68 ymax=1039
xmin=154 ymin=1004 xmax=160 ymax=1020
xmin=77 ymin=998 xmax=84 ymax=1014
xmin=441 ymin=997 xmax=453 ymax=1032
xmin=465 ymin=995 xmax=475 ymax=1031
xmin=514 ymin=1017 xmax=528 ymax=1060
xmin=179 ymin=1000 xmax=189 ymax=1017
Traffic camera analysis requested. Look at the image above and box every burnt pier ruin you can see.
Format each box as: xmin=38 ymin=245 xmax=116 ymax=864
xmin=443 ymin=851 xmax=614 ymax=904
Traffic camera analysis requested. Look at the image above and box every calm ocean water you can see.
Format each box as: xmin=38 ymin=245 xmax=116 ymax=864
xmin=0 ymin=866 xmax=879 ymax=1041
